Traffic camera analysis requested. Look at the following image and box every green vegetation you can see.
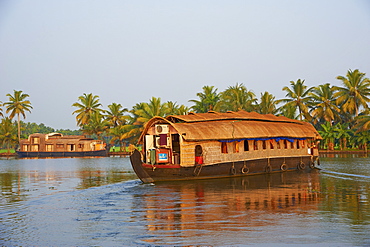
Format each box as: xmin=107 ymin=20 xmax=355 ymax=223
xmin=3 ymin=90 xmax=33 ymax=144
xmin=1 ymin=69 xmax=370 ymax=152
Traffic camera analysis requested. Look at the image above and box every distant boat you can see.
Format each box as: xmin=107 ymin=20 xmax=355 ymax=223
xmin=17 ymin=133 xmax=108 ymax=158
xmin=130 ymin=110 xmax=322 ymax=183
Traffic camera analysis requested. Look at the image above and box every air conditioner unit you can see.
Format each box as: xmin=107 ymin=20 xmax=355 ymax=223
xmin=155 ymin=124 xmax=169 ymax=135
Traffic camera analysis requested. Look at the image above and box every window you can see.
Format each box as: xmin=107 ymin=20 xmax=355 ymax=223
xmin=46 ymin=144 xmax=53 ymax=151
xmin=195 ymin=145 xmax=203 ymax=164
xmin=159 ymin=134 xmax=167 ymax=146
xmin=254 ymin=140 xmax=258 ymax=150
xmin=221 ymin=142 xmax=228 ymax=153
xmin=233 ymin=142 xmax=239 ymax=153
xmin=68 ymin=144 xmax=76 ymax=151
xmin=276 ymin=140 xmax=281 ymax=149
xmin=23 ymin=144 xmax=29 ymax=151
xmin=296 ymin=140 xmax=300 ymax=149
xmin=270 ymin=140 xmax=274 ymax=149
xmin=244 ymin=140 xmax=249 ymax=151
xmin=32 ymin=137 xmax=40 ymax=144
xmin=31 ymin=144 xmax=39 ymax=151
xmin=56 ymin=144 xmax=64 ymax=149
xmin=284 ymin=140 xmax=288 ymax=149
xmin=78 ymin=144 xmax=84 ymax=149
xmin=262 ymin=140 xmax=267 ymax=150
xmin=291 ymin=141 xmax=294 ymax=149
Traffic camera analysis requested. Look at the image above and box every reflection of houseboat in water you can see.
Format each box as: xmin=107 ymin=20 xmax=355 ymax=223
xmin=17 ymin=133 xmax=108 ymax=158
xmin=139 ymin=171 xmax=321 ymax=234
xmin=130 ymin=110 xmax=321 ymax=183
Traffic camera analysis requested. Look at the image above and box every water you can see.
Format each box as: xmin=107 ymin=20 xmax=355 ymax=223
xmin=0 ymin=155 xmax=370 ymax=246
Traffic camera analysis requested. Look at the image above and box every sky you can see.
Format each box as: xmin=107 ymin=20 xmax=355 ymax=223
xmin=1 ymin=0 xmax=370 ymax=130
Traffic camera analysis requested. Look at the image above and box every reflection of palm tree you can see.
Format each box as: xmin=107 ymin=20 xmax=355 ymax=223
xmin=334 ymin=69 xmax=370 ymax=118
xmin=219 ymin=83 xmax=256 ymax=112
xmin=255 ymin=91 xmax=277 ymax=114
xmin=4 ymin=90 xmax=33 ymax=143
xmin=72 ymin=93 xmax=103 ymax=128
xmin=309 ymin=83 xmax=340 ymax=125
xmin=277 ymin=79 xmax=313 ymax=121
xmin=189 ymin=86 xmax=220 ymax=113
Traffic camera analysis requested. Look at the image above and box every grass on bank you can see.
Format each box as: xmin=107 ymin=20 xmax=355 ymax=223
xmin=0 ymin=149 xmax=15 ymax=154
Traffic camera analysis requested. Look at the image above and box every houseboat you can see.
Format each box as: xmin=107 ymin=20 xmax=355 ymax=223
xmin=130 ymin=110 xmax=321 ymax=183
xmin=17 ymin=133 xmax=108 ymax=158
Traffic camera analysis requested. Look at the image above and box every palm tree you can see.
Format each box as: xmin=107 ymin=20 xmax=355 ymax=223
xmin=277 ymin=104 xmax=298 ymax=119
xmin=108 ymin=125 xmax=127 ymax=151
xmin=334 ymin=69 xmax=370 ymax=118
xmin=333 ymin=122 xmax=353 ymax=150
xmin=0 ymin=117 xmax=18 ymax=153
xmin=219 ymin=83 xmax=256 ymax=112
xmin=135 ymin=97 xmax=169 ymax=123
xmin=122 ymin=103 xmax=147 ymax=142
xmin=255 ymin=91 xmax=277 ymax=114
xmin=72 ymin=93 xmax=103 ymax=128
xmin=309 ymin=83 xmax=340 ymax=125
xmin=105 ymin=103 xmax=129 ymax=127
xmin=189 ymin=85 xmax=220 ymax=113
xmin=276 ymin=79 xmax=313 ymax=121
xmin=122 ymin=98 xmax=170 ymax=144
xmin=353 ymin=130 xmax=370 ymax=152
xmin=318 ymin=121 xmax=336 ymax=150
xmin=119 ymin=121 xmax=143 ymax=145
xmin=4 ymin=90 xmax=33 ymax=143
xmin=354 ymin=111 xmax=370 ymax=132
xmin=81 ymin=112 xmax=109 ymax=140
xmin=175 ymin=104 xmax=190 ymax=115
xmin=0 ymin=101 xmax=3 ymax=118
xmin=166 ymin=101 xmax=189 ymax=115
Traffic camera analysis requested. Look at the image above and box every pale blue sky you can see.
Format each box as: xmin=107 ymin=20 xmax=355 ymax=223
xmin=1 ymin=0 xmax=370 ymax=129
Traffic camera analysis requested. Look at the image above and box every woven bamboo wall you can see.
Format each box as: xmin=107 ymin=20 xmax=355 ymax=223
xmin=180 ymin=139 xmax=313 ymax=167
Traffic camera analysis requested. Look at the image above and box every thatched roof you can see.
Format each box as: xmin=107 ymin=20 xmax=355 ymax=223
xmin=139 ymin=110 xmax=321 ymax=143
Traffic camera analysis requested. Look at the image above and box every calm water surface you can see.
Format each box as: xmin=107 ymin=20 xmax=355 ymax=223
xmin=1 ymin=155 xmax=370 ymax=246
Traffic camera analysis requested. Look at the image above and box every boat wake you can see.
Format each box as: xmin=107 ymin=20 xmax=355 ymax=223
xmin=320 ymin=169 xmax=370 ymax=181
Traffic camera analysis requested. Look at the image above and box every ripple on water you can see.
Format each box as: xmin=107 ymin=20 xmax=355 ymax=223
xmin=1 ymin=157 xmax=370 ymax=246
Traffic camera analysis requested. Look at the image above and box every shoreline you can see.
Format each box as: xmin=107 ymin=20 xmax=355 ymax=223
xmin=2 ymin=150 xmax=369 ymax=158
xmin=319 ymin=150 xmax=368 ymax=154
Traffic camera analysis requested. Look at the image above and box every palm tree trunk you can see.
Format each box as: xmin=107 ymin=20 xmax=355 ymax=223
xmin=17 ymin=113 xmax=21 ymax=144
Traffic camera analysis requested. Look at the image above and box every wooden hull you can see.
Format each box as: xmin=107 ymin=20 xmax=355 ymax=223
xmin=130 ymin=149 xmax=319 ymax=183
xmin=17 ymin=149 xmax=108 ymax=158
